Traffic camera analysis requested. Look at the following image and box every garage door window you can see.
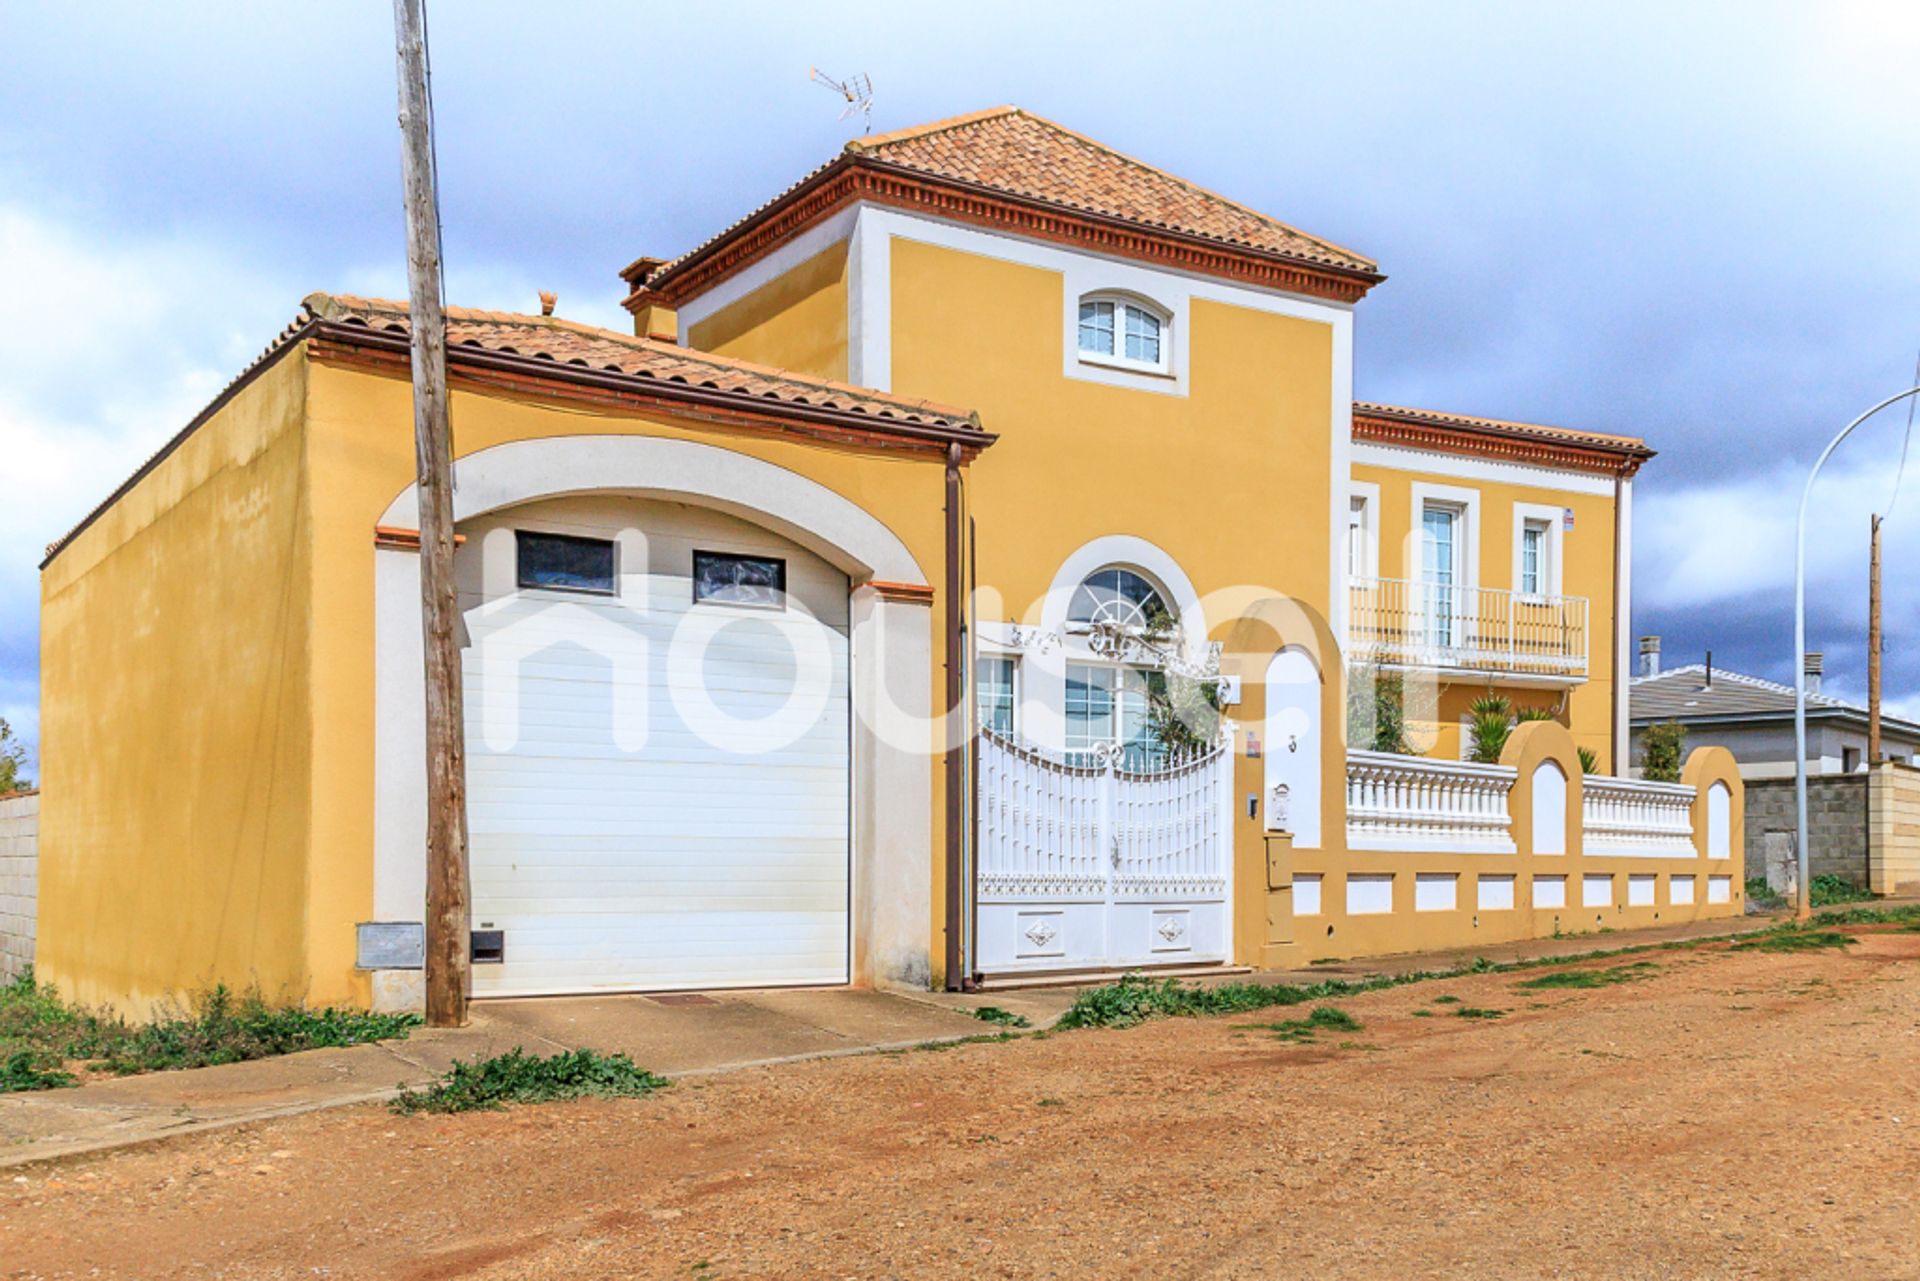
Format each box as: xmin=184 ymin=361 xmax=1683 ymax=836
xmin=693 ymin=550 xmax=787 ymax=608
xmin=516 ymin=530 xmax=615 ymax=594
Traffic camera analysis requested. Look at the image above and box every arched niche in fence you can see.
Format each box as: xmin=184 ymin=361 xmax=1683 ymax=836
xmin=1682 ymin=747 xmax=1744 ymax=874
xmin=1264 ymin=646 xmax=1322 ymax=848
xmin=1531 ymin=760 xmax=1568 ymax=855
xmin=1500 ymin=719 xmax=1584 ymax=858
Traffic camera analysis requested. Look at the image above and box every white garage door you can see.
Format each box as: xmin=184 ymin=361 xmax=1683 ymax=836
xmin=458 ymin=497 xmax=850 ymax=996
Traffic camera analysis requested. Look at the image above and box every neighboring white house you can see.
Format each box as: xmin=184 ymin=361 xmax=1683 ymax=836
xmin=1630 ymin=640 xmax=1920 ymax=780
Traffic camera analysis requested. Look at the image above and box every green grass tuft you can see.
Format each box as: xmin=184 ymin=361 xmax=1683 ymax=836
xmin=1454 ymin=1006 xmax=1506 ymax=1020
xmin=392 ymin=1048 xmax=668 ymax=1114
xmin=1514 ymin=961 xmax=1658 ymax=990
xmin=1236 ymin=1005 xmax=1363 ymax=1042
xmin=969 ymin=1006 xmax=1032 ymax=1028
xmin=1731 ymin=929 xmax=1856 ymax=953
xmin=1430 ymin=994 xmax=1463 ymax=1005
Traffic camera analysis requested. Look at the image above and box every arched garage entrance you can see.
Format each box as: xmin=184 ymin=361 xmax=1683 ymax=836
xmin=370 ymin=435 xmax=934 ymax=1003
xmin=457 ymin=494 xmax=852 ymax=996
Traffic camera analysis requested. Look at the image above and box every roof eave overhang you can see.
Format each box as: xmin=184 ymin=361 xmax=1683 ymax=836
xmin=1354 ymin=406 xmax=1655 ymax=479
xmin=40 ymin=318 xmax=993 ymax=571
xmin=628 ymin=154 xmax=1385 ymax=314
xmin=308 ymin=322 xmax=995 ymax=456
xmin=1629 ymin=706 xmax=1920 ymax=738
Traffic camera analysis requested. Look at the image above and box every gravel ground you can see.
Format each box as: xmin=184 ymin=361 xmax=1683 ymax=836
xmin=6 ymin=927 xmax=1920 ymax=1280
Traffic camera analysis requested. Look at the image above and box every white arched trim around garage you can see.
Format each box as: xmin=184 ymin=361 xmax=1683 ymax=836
xmin=378 ymin=433 xmax=927 ymax=586
xmin=369 ymin=434 xmax=935 ymax=1010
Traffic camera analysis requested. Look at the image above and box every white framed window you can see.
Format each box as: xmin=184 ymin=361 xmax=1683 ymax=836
xmin=1065 ymin=663 xmax=1154 ymax=758
xmin=1520 ymin=520 xmax=1547 ymax=594
xmin=1421 ymin=500 xmax=1464 ymax=649
xmin=1511 ymin=503 xmax=1566 ymax=599
xmin=1076 ymin=292 xmax=1171 ymax=375
xmin=977 ymin=655 xmax=1017 ymax=737
xmin=1345 ymin=487 xmax=1379 ymax=582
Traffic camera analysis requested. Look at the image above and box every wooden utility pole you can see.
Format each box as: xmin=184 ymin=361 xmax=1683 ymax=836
xmin=1869 ymin=513 xmax=1884 ymax=763
xmin=393 ymin=0 xmax=470 ymax=1027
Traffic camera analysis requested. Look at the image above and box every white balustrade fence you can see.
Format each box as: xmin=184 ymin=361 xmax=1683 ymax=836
xmin=1346 ymin=750 xmax=1518 ymax=853
xmin=978 ymin=731 xmax=1230 ymax=903
xmin=1581 ymin=776 xmax=1697 ymax=858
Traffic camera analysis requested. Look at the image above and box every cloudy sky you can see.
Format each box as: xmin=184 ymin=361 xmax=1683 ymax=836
xmin=2 ymin=1 xmax=1917 ymax=771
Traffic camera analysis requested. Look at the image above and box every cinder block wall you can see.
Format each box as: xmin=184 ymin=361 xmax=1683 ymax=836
xmin=1743 ymin=775 xmax=1868 ymax=886
xmin=0 ymin=792 xmax=37 ymax=982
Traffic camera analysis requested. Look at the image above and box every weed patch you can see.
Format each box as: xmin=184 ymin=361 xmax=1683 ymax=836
xmin=969 ymin=1006 xmax=1031 ymax=1028
xmin=1055 ymin=974 xmax=1354 ymax=1029
xmin=1805 ymin=904 xmax=1920 ymax=927
xmin=1811 ymin=875 xmax=1871 ymax=907
xmin=1236 ymin=1005 xmax=1362 ymax=1043
xmin=1 ymin=969 xmax=419 ymax=1091
xmin=1 ymin=1049 xmax=74 ymax=1092
xmin=1731 ymin=929 xmax=1855 ymax=954
xmin=1031 ymin=912 xmax=1905 ymax=1040
xmin=1514 ymin=961 xmax=1658 ymax=990
xmin=1454 ymin=1007 xmax=1506 ymax=1020
xmin=392 ymin=1048 xmax=667 ymax=1114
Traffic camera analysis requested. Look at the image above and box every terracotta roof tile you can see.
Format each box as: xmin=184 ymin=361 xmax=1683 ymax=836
xmin=41 ymin=296 xmax=985 ymax=569
xmin=634 ymin=107 xmax=1378 ymax=298
xmin=847 ymin=107 xmax=1376 ymax=273
xmin=305 ymin=293 xmax=976 ymax=431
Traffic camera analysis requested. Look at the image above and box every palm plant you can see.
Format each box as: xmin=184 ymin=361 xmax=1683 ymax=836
xmin=1467 ymin=694 xmax=1514 ymax=764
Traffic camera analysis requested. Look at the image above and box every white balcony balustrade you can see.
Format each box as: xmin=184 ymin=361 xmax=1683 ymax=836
xmin=1581 ymin=776 xmax=1697 ymax=858
xmin=1346 ymin=750 xmax=1518 ymax=853
xmin=1349 ymin=577 xmax=1588 ymax=678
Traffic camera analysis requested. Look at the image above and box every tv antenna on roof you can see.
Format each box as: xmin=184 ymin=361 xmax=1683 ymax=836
xmin=810 ymin=67 xmax=874 ymax=134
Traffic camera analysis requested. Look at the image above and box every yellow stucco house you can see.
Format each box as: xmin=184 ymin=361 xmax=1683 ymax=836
xmin=37 ymin=108 xmax=1743 ymax=1013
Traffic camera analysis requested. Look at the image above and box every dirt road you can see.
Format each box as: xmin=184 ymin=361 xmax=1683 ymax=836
xmin=7 ymin=928 xmax=1920 ymax=1279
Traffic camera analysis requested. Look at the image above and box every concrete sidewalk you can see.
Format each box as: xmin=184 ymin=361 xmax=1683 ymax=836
xmin=2 ymin=900 xmax=1890 ymax=1170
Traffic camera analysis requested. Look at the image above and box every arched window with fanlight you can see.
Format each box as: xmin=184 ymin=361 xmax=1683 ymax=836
xmin=1067 ymin=567 xmax=1171 ymax=634
xmin=1076 ymin=293 xmax=1170 ymax=375
xmin=1063 ymin=566 xmax=1175 ymax=765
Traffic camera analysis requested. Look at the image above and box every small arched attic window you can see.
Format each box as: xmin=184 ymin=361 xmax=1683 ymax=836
xmin=1076 ymin=292 xmax=1170 ymax=374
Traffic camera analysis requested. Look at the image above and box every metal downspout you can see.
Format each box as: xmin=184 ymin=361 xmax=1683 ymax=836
xmin=943 ymin=443 xmax=966 ymax=990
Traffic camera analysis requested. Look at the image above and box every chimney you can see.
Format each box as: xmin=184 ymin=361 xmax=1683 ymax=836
xmin=1637 ymin=635 xmax=1661 ymax=678
xmin=1804 ymin=651 xmax=1823 ymax=697
xmin=538 ymin=290 xmax=557 ymax=317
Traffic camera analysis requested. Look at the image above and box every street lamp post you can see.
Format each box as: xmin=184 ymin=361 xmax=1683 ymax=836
xmin=1794 ymin=386 xmax=1920 ymax=919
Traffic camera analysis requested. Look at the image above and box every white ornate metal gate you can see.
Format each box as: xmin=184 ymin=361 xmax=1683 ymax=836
xmin=974 ymin=729 xmax=1232 ymax=975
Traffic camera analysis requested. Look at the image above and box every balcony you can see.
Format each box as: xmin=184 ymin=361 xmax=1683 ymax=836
xmin=1348 ymin=576 xmax=1588 ymax=679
